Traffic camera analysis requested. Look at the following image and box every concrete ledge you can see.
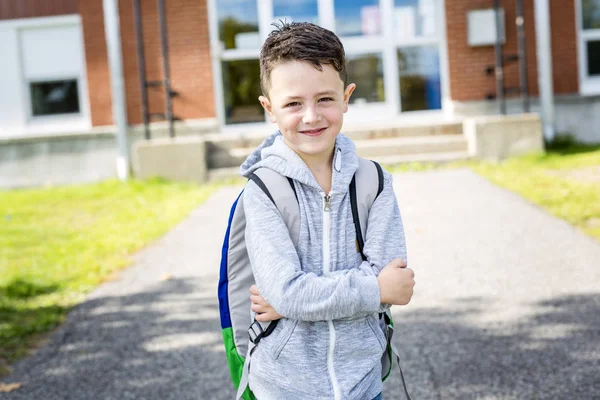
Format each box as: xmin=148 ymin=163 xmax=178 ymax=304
xmin=133 ymin=136 xmax=207 ymax=184
xmin=452 ymin=96 xmax=600 ymax=144
xmin=463 ymin=113 xmax=544 ymax=162
xmin=0 ymin=117 xmax=219 ymax=145
xmin=0 ymin=133 xmax=119 ymax=189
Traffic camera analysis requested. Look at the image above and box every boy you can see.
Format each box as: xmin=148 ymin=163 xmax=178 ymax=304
xmin=240 ymin=22 xmax=415 ymax=400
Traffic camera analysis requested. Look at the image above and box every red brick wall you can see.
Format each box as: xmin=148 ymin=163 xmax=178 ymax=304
xmin=78 ymin=0 xmax=215 ymax=127
xmin=0 ymin=0 xmax=77 ymax=20
xmin=79 ymin=0 xmax=112 ymax=127
xmin=445 ymin=0 xmax=579 ymax=102
xmin=550 ymin=1 xmax=579 ymax=94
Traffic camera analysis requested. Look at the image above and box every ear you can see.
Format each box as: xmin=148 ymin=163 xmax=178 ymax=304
xmin=343 ymin=83 xmax=356 ymax=113
xmin=259 ymin=95 xmax=277 ymax=123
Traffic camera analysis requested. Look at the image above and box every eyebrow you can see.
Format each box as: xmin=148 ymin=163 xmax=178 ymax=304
xmin=282 ymin=91 xmax=337 ymax=101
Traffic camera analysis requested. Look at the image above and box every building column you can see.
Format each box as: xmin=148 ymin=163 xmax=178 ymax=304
xmin=533 ymin=0 xmax=555 ymax=142
xmin=103 ymin=0 xmax=130 ymax=180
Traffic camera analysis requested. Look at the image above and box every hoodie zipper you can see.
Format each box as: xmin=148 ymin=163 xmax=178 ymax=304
xmin=322 ymin=192 xmax=341 ymax=400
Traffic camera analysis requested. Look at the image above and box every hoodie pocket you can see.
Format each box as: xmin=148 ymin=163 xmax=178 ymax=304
xmin=268 ymin=319 xmax=299 ymax=360
xmin=367 ymin=314 xmax=387 ymax=353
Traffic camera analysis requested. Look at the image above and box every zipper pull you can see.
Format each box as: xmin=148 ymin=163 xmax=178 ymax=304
xmin=324 ymin=194 xmax=331 ymax=212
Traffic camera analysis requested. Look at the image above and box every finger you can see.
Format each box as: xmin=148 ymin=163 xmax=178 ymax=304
xmin=251 ymin=303 xmax=266 ymax=313
xmin=256 ymin=311 xmax=278 ymax=322
xmin=250 ymin=294 xmax=267 ymax=306
xmin=391 ymin=258 xmax=407 ymax=268
xmin=255 ymin=312 xmax=270 ymax=322
xmin=249 ymin=285 xmax=259 ymax=295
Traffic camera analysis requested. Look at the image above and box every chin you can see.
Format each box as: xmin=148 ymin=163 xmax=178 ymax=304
xmin=297 ymin=141 xmax=335 ymax=156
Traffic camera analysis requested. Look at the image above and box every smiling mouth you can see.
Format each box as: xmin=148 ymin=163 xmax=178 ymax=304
xmin=299 ymin=127 xmax=327 ymax=136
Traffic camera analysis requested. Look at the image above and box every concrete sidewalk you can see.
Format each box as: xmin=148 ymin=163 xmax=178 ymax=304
xmin=2 ymin=169 xmax=599 ymax=399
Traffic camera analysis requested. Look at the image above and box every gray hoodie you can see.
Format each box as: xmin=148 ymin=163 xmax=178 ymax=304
xmin=241 ymin=132 xmax=407 ymax=400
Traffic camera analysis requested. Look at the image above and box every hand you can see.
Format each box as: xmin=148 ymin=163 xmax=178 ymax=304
xmin=250 ymin=285 xmax=284 ymax=322
xmin=377 ymin=258 xmax=415 ymax=305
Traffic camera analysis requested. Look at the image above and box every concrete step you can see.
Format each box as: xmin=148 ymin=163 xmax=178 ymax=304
xmin=207 ymin=166 xmax=241 ymax=182
xmin=208 ymin=134 xmax=468 ymax=169
xmin=206 ymin=121 xmax=463 ymax=151
xmin=354 ymin=135 xmax=468 ymax=158
xmin=207 ymin=151 xmax=472 ymax=182
xmin=343 ymin=121 xmax=463 ymax=141
xmin=370 ymin=151 xmax=472 ymax=166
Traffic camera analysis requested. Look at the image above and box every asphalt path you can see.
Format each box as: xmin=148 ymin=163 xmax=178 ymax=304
xmin=2 ymin=169 xmax=599 ymax=399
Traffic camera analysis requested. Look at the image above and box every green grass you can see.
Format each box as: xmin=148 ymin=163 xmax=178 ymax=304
xmin=470 ymin=145 xmax=600 ymax=241
xmin=389 ymin=144 xmax=600 ymax=242
xmin=0 ymin=178 xmax=230 ymax=374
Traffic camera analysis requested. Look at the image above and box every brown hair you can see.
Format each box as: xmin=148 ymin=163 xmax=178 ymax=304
xmin=259 ymin=21 xmax=348 ymax=97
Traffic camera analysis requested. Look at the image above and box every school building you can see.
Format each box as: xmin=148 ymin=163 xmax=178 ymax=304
xmin=0 ymin=0 xmax=598 ymax=186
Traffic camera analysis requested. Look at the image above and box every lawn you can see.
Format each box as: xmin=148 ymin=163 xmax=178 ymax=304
xmin=390 ymin=143 xmax=600 ymax=241
xmin=471 ymin=144 xmax=600 ymax=241
xmin=0 ymin=178 xmax=226 ymax=376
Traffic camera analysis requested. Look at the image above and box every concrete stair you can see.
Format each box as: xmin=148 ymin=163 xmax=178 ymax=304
xmin=206 ymin=121 xmax=471 ymax=181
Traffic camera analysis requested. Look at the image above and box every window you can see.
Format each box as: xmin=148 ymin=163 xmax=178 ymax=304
xmin=587 ymin=40 xmax=600 ymax=76
xmin=273 ymin=0 xmax=318 ymax=24
xmin=209 ymin=0 xmax=446 ymax=126
xmin=17 ymin=23 xmax=87 ymax=125
xmin=347 ymin=54 xmax=385 ymax=103
xmin=222 ymin=60 xmax=263 ymax=124
xmin=217 ymin=0 xmax=259 ymax=50
xmin=30 ymin=80 xmax=80 ymax=117
xmin=579 ymin=0 xmax=600 ymax=93
xmin=394 ymin=0 xmax=438 ymax=40
xmin=582 ymin=0 xmax=600 ymax=28
xmin=214 ymin=0 xmax=265 ymax=124
xmin=334 ymin=0 xmax=381 ymax=37
xmin=398 ymin=46 xmax=441 ymax=111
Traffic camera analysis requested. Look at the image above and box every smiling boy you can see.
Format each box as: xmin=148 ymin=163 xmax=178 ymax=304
xmin=239 ymin=22 xmax=415 ymax=400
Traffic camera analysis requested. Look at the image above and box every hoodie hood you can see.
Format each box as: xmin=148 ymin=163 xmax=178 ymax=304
xmin=239 ymin=131 xmax=359 ymax=193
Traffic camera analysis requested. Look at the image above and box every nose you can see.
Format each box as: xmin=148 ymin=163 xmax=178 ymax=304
xmin=302 ymin=104 xmax=320 ymax=124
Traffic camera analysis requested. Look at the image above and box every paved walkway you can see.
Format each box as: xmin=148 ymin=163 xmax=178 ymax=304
xmin=2 ymin=169 xmax=600 ymax=399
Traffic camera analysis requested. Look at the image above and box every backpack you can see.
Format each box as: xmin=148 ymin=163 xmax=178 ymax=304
xmin=217 ymin=158 xmax=411 ymax=400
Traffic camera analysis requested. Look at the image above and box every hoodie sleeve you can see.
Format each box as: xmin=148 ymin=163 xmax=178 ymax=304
xmin=244 ymin=180 xmax=382 ymax=322
xmin=328 ymin=169 xmax=407 ymax=313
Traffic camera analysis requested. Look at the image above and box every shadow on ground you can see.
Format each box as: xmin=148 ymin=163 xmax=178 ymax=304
xmin=388 ymin=294 xmax=600 ymax=400
xmin=2 ymin=278 xmax=599 ymax=399
xmin=2 ymin=277 xmax=233 ymax=400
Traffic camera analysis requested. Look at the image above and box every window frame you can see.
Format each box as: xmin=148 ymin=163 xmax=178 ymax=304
xmin=207 ymin=0 xmax=449 ymax=128
xmin=0 ymin=15 xmax=90 ymax=134
xmin=577 ymin=0 xmax=600 ymax=95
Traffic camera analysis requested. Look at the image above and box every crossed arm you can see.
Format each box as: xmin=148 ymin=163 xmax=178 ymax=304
xmin=243 ymin=172 xmax=413 ymax=322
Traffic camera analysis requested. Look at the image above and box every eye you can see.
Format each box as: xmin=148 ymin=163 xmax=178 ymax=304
xmin=319 ymin=97 xmax=334 ymax=102
xmin=284 ymin=101 xmax=301 ymax=108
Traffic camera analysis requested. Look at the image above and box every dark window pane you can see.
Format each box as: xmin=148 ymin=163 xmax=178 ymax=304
xmin=347 ymin=54 xmax=385 ymax=103
xmin=587 ymin=41 xmax=600 ymax=76
xmin=30 ymin=80 xmax=80 ymax=116
xmin=222 ymin=60 xmax=264 ymax=124
xmin=217 ymin=0 xmax=259 ymax=50
xmin=582 ymin=0 xmax=600 ymax=30
xmin=273 ymin=0 xmax=318 ymax=24
xmin=398 ymin=46 xmax=441 ymax=111
xmin=334 ymin=0 xmax=380 ymax=37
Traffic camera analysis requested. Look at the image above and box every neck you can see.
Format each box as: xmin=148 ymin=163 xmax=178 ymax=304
xmin=299 ymin=149 xmax=334 ymax=194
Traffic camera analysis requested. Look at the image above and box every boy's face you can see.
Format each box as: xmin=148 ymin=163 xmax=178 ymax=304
xmin=259 ymin=60 xmax=355 ymax=163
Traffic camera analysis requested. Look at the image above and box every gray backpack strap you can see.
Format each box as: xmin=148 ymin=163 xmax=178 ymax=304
xmin=387 ymin=322 xmax=413 ymax=400
xmin=252 ymin=168 xmax=300 ymax=249
xmin=352 ymin=162 xmax=412 ymax=399
xmin=351 ymin=158 xmax=384 ymax=260
xmin=236 ymin=169 xmax=300 ymax=399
